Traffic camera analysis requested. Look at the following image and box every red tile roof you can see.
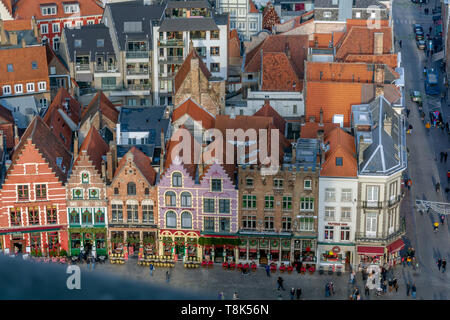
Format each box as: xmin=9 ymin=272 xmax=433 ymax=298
xmin=0 ymin=46 xmax=49 ymax=89
xmin=3 ymin=19 xmax=32 ymax=31
xmin=335 ymin=26 xmax=393 ymax=60
xmin=306 ymin=61 xmax=375 ymax=83
xmin=172 ymin=98 xmax=215 ymax=130
xmin=81 ymin=90 xmax=119 ymax=125
xmin=320 ymin=127 xmax=357 ymax=177
xmin=228 ymin=29 xmax=241 ymax=59
xmin=11 ymin=116 xmax=72 ymax=182
xmin=0 ymin=103 xmax=14 ymax=150
xmin=382 ymin=84 xmax=402 ymax=105
xmin=0 ymin=103 xmax=14 ymax=124
xmin=249 ymin=0 xmax=259 ymax=13
xmin=253 ymin=100 xmax=286 ymax=134
xmin=300 ymin=122 xmax=338 ymax=139
xmin=346 ymin=19 xmax=389 ymax=30
xmin=261 ymin=52 xmax=303 ymax=91
xmin=1 ymin=0 xmax=13 ymax=15
xmin=305 ymin=81 xmax=371 ymax=127
xmin=115 ymin=146 xmax=157 ymax=186
xmin=74 ymin=126 xmax=109 ymax=174
xmin=244 ymin=35 xmax=308 ymax=81
xmin=14 ymin=0 xmax=103 ymax=20
xmin=344 ymin=54 xmax=398 ymax=69
xmin=175 ymin=47 xmax=211 ymax=93
xmin=309 ymin=32 xmax=345 ymax=49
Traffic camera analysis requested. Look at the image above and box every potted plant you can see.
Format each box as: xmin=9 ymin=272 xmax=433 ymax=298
xmin=279 ymin=263 xmax=286 ymax=273
xmin=201 ymin=260 xmax=207 ymax=267
xmin=251 ymin=263 xmax=257 ymax=271
xmin=222 ymin=262 xmax=228 ymax=270
xmin=309 ymin=266 xmax=316 ymax=274
xmin=287 ymin=265 xmax=293 ymax=274
xmin=237 ymin=262 xmax=243 ymax=270
xmin=208 ymin=260 xmax=213 ymax=268
xmin=301 ymin=266 xmax=306 ymax=274
xmin=229 ymin=262 xmax=235 ymax=270
xmin=270 ymin=263 xmax=277 ymax=273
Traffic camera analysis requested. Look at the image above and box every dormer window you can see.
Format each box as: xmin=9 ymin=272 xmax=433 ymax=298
xmin=41 ymin=5 xmax=57 ymax=16
xmin=336 ymin=157 xmax=343 ymax=166
xmin=64 ymin=3 xmax=80 ymax=14
xmin=97 ymin=39 xmax=104 ymax=47
xmin=74 ymin=39 xmax=82 ymax=48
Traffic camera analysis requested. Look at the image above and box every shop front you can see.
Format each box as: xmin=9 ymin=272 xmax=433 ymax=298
xmin=68 ymin=228 xmax=107 ymax=257
xmin=159 ymin=230 xmax=200 ymax=260
xmin=293 ymin=238 xmax=317 ymax=267
xmin=387 ymin=238 xmax=405 ymax=267
xmin=198 ymin=235 xmax=240 ymax=263
xmin=109 ymin=227 xmax=158 ymax=257
xmin=237 ymin=236 xmax=293 ymax=266
xmin=317 ymin=243 xmax=355 ymax=273
xmin=356 ymin=245 xmax=385 ymax=269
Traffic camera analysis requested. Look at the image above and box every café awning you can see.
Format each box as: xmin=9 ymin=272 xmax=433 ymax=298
xmin=387 ymin=238 xmax=405 ymax=253
xmin=357 ymin=246 xmax=384 ymax=255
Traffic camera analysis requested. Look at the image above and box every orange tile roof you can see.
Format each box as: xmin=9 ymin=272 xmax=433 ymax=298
xmin=0 ymin=46 xmax=49 ymax=87
xmin=174 ymin=47 xmax=211 ymax=93
xmin=14 ymin=0 xmax=103 ymax=20
xmin=306 ymin=61 xmax=375 ymax=83
xmin=228 ymin=29 xmax=241 ymax=59
xmin=1 ymin=0 xmax=13 ymax=15
xmin=253 ymin=101 xmax=286 ymax=134
xmin=244 ymin=34 xmax=308 ymax=81
xmin=320 ymin=127 xmax=357 ymax=177
xmin=344 ymin=54 xmax=398 ymax=69
xmin=3 ymin=19 xmax=32 ymax=31
xmin=346 ymin=19 xmax=389 ymax=30
xmin=74 ymin=126 xmax=109 ymax=174
xmin=261 ymin=52 xmax=303 ymax=92
xmin=382 ymin=84 xmax=402 ymax=105
xmin=335 ymin=26 xmax=393 ymax=60
xmin=0 ymin=103 xmax=14 ymax=149
xmin=300 ymin=122 xmax=338 ymax=139
xmin=172 ymin=98 xmax=215 ymax=130
xmin=249 ymin=0 xmax=259 ymax=13
xmin=81 ymin=90 xmax=119 ymax=125
xmin=309 ymin=32 xmax=345 ymax=48
xmin=305 ymin=81 xmax=369 ymax=127
xmin=0 ymin=103 xmax=14 ymax=124
xmin=115 ymin=146 xmax=157 ymax=186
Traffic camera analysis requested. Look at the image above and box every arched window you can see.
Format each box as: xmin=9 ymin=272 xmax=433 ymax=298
xmin=180 ymin=192 xmax=192 ymax=207
xmin=166 ymin=210 xmax=177 ymax=228
xmin=181 ymin=211 xmax=192 ymax=229
xmin=165 ymin=191 xmax=176 ymax=206
xmin=127 ymin=182 xmax=136 ymax=195
xmin=172 ymin=172 xmax=182 ymax=187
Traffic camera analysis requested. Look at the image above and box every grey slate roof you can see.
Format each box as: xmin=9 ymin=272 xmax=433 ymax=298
xmin=355 ymin=96 xmax=407 ymax=176
xmin=108 ymin=0 xmax=166 ymax=50
xmin=158 ymin=17 xmax=219 ymax=31
xmin=315 ymin=0 xmax=386 ymax=8
xmin=117 ymin=144 xmax=155 ymax=159
xmin=166 ymin=0 xmax=211 ymax=9
xmin=0 ymin=30 xmax=39 ymax=50
xmin=64 ymin=24 xmax=115 ymax=61
xmin=214 ymin=13 xmax=229 ymax=26
xmin=119 ymin=107 xmax=170 ymax=148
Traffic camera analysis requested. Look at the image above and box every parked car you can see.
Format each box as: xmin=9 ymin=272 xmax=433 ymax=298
xmin=432 ymin=7 xmax=441 ymax=14
xmin=415 ymin=30 xmax=424 ymax=40
xmin=413 ymin=24 xmax=423 ymax=34
xmin=410 ymin=90 xmax=422 ymax=103
xmin=416 ymin=39 xmax=426 ymax=49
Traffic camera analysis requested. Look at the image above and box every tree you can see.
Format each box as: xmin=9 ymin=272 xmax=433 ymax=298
xmin=263 ymin=2 xmax=280 ymax=32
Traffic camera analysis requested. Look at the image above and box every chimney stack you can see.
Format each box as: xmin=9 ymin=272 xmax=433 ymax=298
xmin=0 ymin=19 xmax=7 ymax=45
xmin=319 ymin=108 xmax=324 ymax=126
xmin=0 ymin=131 xmax=4 ymax=153
xmin=32 ymin=17 xmax=39 ymax=39
xmin=106 ymin=150 xmax=113 ymax=182
xmin=383 ymin=114 xmax=392 ymax=136
xmin=101 ymin=158 xmax=107 ymax=181
xmin=73 ymin=131 xmax=79 ymax=159
xmin=9 ymin=32 xmax=18 ymax=45
xmin=316 ymin=129 xmax=325 ymax=165
xmin=374 ymin=32 xmax=383 ymax=55
xmin=14 ymin=125 xmax=19 ymax=147
xmin=21 ymin=37 xmax=26 ymax=48
xmin=291 ymin=142 xmax=297 ymax=164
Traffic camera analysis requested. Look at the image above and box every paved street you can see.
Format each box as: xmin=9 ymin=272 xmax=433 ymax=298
xmin=394 ymin=0 xmax=450 ymax=300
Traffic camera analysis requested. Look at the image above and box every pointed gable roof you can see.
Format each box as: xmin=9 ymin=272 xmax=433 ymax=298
xmin=172 ymin=98 xmax=215 ymax=130
xmin=74 ymin=127 xmax=109 ymax=174
xmin=44 ymin=87 xmax=81 ymax=125
xmin=320 ymin=127 xmax=357 ymax=177
xmin=0 ymin=103 xmax=14 ymax=124
xmin=11 ymin=116 xmax=72 ymax=182
xmin=81 ymin=90 xmax=119 ymax=125
xmin=175 ymin=46 xmax=212 ymax=93
xmin=253 ymin=101 xmax=286 ymax=134
xmin=114 ymin=146 xmax=157 ymax=186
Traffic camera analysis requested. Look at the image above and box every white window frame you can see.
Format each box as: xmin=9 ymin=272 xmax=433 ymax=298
xmin=52 ymin=23 xmax=60 ymax=33
xmin=14 ymin=84 xmax=23 ymax=94
xmin=325 ymin=188 xmax=336 ymax=202
xmin=40 ymin=24 xmax=48 ymax=34
xmin=366 ymin=212 xmax=378 ymax=237
xmin=340 ymin=226 xmax=350 ymax=241
xmin=323 ymin=11 xmax=332 ymax=18
xmin=341 ymin=188 xmax=352 ymax=202
xmin=355 ymin=11 xmax=361 ymax=18
xmin=324 ymin=207 xmax=335 ymax=220
xmin=64 ymin=4 xmax=80 ymax=14
xmin=304 ymin=179 xmax=312 ymax=190
xmin=324 ymin=225 xmax=334 ymax=240
xmin=366 ymin=185 xmax=379 ymax=206
xmin=87 ymin=20 xmax=95 ymax=25
xmin=64 ymin=21 xmax=73 ymax=29
xmin=341 ymin=207 xmax=351 ymax=221
xmin=2 ymin=85 xmax=11 ymax=95
xmin=75 ymin=20 xmax=83 ymax=28
xmin=38 ymin=81 xmax=47 ymax=91
xmin=26 ymin=83 xmax=35 ymax=93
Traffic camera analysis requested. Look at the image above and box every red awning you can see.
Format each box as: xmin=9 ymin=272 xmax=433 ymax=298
xmin=270 ymin=250 xmax=279 ymax=253
xmin=357 ymin=246 xmax=384 ymax=255
xmin=387 ymin=238 xmax=405 ymax=253
xmin=249 ymin=249 xmax=257 ymax=253
xmin=239 ymin=248 xmax=247 ymax=252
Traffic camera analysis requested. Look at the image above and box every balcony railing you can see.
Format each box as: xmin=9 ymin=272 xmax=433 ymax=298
xmin=362 ymin=201 xmax=383 ymax=209
xmin=388 ymin=195 xmax=402 ymax=207
xmin=355 ymin=218 xmax=406 ymax=242
xmin=126 ymin=68 xmax=149 ymax=75
xmin=158 ymin=39 xmax=184 ymax=47
xmin=125 ymin=51 xmax=149 ymax=59
xmin=101 ymin=84 xmax=117 ymax=90
xmin=75 ymin=64 xmax=90 ymax=71
xmin=127 ymin=84 xmax=150 ymax=91
xmin=159 ymin=56 xmax=184 ymax=64
xmin=95 ymin=65 xmax=118 ymax=72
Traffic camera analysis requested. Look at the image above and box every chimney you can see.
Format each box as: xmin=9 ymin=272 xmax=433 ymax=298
xmin=383 ymin=114 xmax=392 ymax=136
xmin=374 ymin=65 xmax=384 ymax=84
xmin=73 ymin=131 xmax=79 ymax=159
xmin=291 ymin=142 xmax=297 ymax=164
xmin=101 ymin=158 xmax=107 ymax=181
xmin=106 ymin=150 xmax=113 ymax=182
xmin=9 ymin=32 xmax=18 ymax=45
xmin=0 ymin=19 xmax=7 ymax=45
xmin=191 ymin=56 xmax=200 ymax=102
xmin=285 ymin=42 xmax=291 ymax=59
xmin=21 ymin=37 xmax=26 ymax=48
xmin=373 ymin=32 xmax=383 ymax=55
xmin=159 ymin=128 xmax=165 ymax=174
xmin=316 ymin=129 xmax=325 ymax=165
xmin=319 ymin=108 xmax=324 ymax=126
xmin=358 ymin=135 xmax=371 ymax=165
xmin=0 ymin=132 xmax=4 ymax=153
xmin=14 ymin=125 xmax=19 ymax=147
xmin=32 ymin=17 xmax=39 ymax=39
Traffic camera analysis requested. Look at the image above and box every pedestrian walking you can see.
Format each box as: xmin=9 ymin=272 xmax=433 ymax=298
xmin=329 ymin=282 xmax=335 ymax=295
xmin=218 ymin=292 xmax=225 ymax=300
xmin=91 ymin=255 xmax=96 ymax=270
xmin=290 ymin=288 xmax=295 ymax=300
xmin=407 ymin=179 xmax=412 ymax=190
xmin=406 ymin=108 xmax=410 ymax=117
xmin=412 ymin=284 xmax=417 ymax=298
xmin=442 ymin=259 xmax=447 ymax=272
xmin=393 ymin=278 xmax=398 ymax=292
xmin=166 ymin=270 xmax=170 ymax=283
xmin=296 ymin=287 xmax=302 ymax=300
xmin=325 ymin=283 xmax=330 ymax=297
xmin=265 ymin=264 xmax=270 ymax=277
xmin=399 ymin=40 xmax=402 ymax=48
xmin=429 ymin=26 xmax=432 ymax=33
xmin=447 ymin=170 xmax=450 ymax=183
xmin=437 ymin=258 xmax=442 ymax=271
xmin=364 ymin=285 xmax=369 ymax=296
xmin=149 ymin=263 xmax=154 ymax=277
xmin=441 ymin=152 xmax=445 ymax=163
xmin=86 ymin=255 xmax=91 ymax=270
xmin=350 ymin=271 xmax=355 ymax=284
xmin=406 ymin=282 xmax=411 ymax=296
xmin=445 ymin=152 xmax=448 ymax=163
xmin=277 ymin=276 xmax=285 ymax=291
xmin=434 ymin=222 xmax=439 ymax=232
xmin=402 ymin=256 xmax=405 ymax=267
xmin=436 ymin=182 xmax=441 ymax=193
xmin=382 ymin=280 xmax=387 ymax=293
xmin=233 ymin=292 xmax=239 ymax=300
